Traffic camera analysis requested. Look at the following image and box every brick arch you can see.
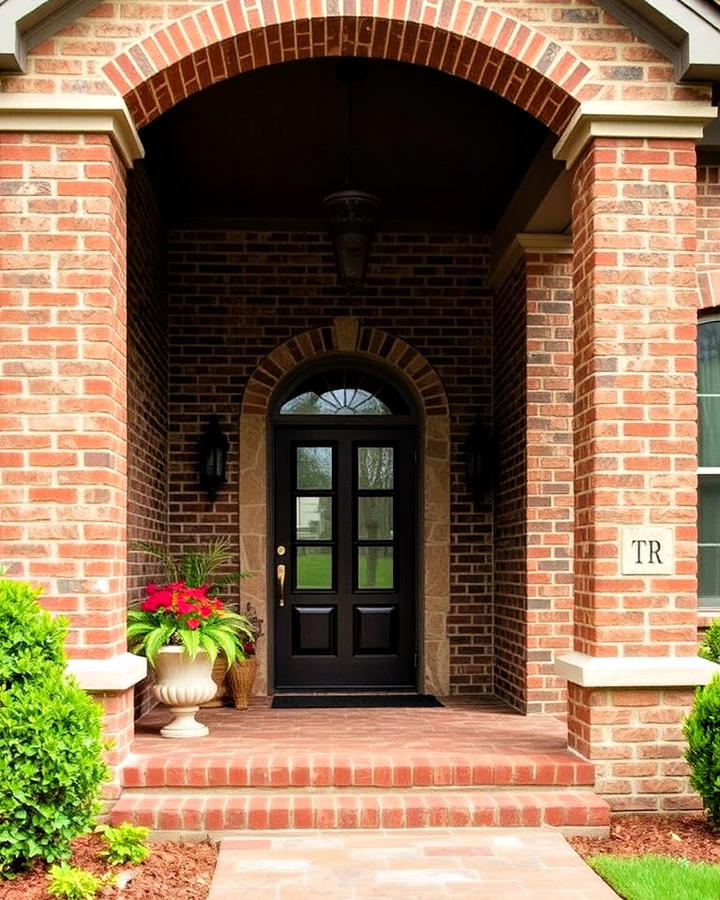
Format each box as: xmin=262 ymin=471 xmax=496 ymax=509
xmin=241 ymin=322 xmax=450 ymax=418
xmin=699 ymin=271 xmax=720 ymax=310
xmin=104 ymin=3 xmax=590 ymax=134
xmin=238 ymin=319 xmax=451 ymax=696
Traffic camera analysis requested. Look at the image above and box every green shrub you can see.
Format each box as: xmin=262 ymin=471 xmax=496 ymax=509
xmin=48 ymin=863 xmax=113 ymax=900
xmin=0 ymin=578 xmax=65 ymax=686
xmin=684 ymin=674 xmax=720 ymax=826
xmin=699 ymin=619 xmax=720 ymax=664
xmin=0 ymin=577 xmax=108 ymax=877
xmin=98 ymin=823 xmax=150 ymax=865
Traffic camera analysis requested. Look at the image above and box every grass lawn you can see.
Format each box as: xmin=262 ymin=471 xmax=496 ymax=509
xmin=588 ymin=853 xmax=720 ymax=900
xmin=296 ymin=549 xmax=393 ymax=590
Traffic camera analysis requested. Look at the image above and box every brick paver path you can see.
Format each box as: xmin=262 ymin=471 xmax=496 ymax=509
xmin=207 ymin=828 xmax=618 ymax=898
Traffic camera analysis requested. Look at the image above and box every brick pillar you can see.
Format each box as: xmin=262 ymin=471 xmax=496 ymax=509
xmin=559 ymin=134 xmax=716 ymax=812
xmin=0 ymin=130 xmax=144 ymax=798
xmin=493 ymin=239 xmax=574 ymax=715
xmin=525 ymin=246 xmax=574 ymax=715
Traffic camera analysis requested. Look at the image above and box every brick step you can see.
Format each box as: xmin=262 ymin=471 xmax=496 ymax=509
xmin=110 ymin=789 xmax=610 ymax=832
xmin=121 ymin=751 xmax=594 ymax=790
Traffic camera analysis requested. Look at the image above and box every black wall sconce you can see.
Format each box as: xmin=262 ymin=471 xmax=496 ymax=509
xmin=198 ymin=415 xmax=229 ymax=502
xmin=464 ymin=419 xmax=495 ymax=502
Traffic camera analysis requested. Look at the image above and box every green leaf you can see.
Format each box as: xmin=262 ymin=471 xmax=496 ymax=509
xmin=178 ymin=628 xmax=201 ymax=659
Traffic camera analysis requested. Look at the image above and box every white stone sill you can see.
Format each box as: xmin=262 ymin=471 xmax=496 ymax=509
xmin=66 ymin=652 xmax=147 ymax=691
xmin=555 ymin=652 xmax=720 ymax=688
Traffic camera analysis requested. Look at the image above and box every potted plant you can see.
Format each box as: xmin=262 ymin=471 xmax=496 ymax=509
xmin=227 ymin=603 xmax=263 ymax=709
xmin=128 ymin=538 xmax=253 ymax=737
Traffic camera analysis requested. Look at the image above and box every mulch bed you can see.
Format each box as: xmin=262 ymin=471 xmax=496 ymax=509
xmin=0 ymin=834 xmax=218 ymax=900
xmin=570 ymin=814 xmax=720 ymax=865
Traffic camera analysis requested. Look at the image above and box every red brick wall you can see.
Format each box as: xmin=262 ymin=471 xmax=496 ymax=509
xmin=493 ymin=259 xmax=528 ymax=710
xmin=165 ymin=227 xmax=494 ymax=693
xmin=568 ymin=683 xmax=699 ymax=813
xmin=525 ymin=251 xmax=574 ymax=714
xmin=126 ymin=162 xmax=168 ymax=716
xmin=570 ymin=137 xmax=698 ymax=660
xmin=697 ymin=164 xmax=720 ymax=310
xmin=0 ymin=133 xmax=128 ymax=660
xmin=127 ymin=162 xmax=168 ymax=598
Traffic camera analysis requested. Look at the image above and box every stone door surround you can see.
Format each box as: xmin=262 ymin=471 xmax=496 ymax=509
xmin=238 ymin=318 xmax=451 ymax=696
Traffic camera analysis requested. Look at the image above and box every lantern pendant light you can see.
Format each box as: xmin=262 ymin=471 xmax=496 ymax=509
xmin=323 ymin=61 xmax=379 ymax=292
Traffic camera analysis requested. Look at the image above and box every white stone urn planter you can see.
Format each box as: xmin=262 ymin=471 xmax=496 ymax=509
xmin=152 ymin=646 xmax=216 ymax=738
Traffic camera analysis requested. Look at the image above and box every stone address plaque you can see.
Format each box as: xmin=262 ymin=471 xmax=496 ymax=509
xmin=621 ymin=527 xmax=674 ymax=576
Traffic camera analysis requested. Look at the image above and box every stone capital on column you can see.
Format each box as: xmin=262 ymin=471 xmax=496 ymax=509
xmin=553 ymin=100 xmax=716 ymax=170
xmin=0 ymin=93 xmax=144 ymax=168
xmin=490 ymin=233 xmax=572 ymax=287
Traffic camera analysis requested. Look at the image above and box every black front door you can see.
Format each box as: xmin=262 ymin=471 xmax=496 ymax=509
xmin=273 ymin=426 xmax=417 ymax=690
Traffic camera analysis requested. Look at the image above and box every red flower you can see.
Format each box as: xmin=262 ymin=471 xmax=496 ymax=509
xmin=199 ymin=605 xmax=213 ymax=617
xmin=186 ymin=618 xmax=201 ymax=630
xmin=214 ymin=599 xmax=223 ymax=610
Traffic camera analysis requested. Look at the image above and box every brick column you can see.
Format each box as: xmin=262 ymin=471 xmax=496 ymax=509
xmin=0 ymin=115 xmax=145 ymax=798
xmin=492 ymin=237 xmax=574 ymax=715
xmin=555 ymin=116 xmax=719 ymax=812
xmin=524 ymin=244 xmax=575 ymax=715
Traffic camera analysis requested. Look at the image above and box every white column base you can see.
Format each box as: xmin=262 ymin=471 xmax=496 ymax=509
xmin=555 ymin=652 xmax=720 ymax=688
xmin=66 ymin=652 xmax=147 ymax=691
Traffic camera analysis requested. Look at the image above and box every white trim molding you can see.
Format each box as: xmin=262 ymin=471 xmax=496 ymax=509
xmin=556 ymin=651 xmax=720 ymax=688
xmin=553 ymin=100 xmax=717 ymax=170
xmin=0 ymin=93 xmax=144 ymax=168
xmin=489 ymin=232 xmax=572 ymax=288
xmin=67 ymin=652 xmax=147 ymax=692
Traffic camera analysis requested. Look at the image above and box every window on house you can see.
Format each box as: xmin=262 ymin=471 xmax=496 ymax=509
xmin=278 ymin=369 xmax=409 ymax=416
xmin=699 ymin=317 xmax=720 ymax=607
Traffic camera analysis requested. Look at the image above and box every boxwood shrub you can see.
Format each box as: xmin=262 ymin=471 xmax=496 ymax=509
xmin=684 ymin=674 xmax=720 ymax=827
xmin=0 ymin=577 xmax=107 ymax=877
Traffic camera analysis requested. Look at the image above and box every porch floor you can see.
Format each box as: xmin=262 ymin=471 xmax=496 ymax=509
xmin=131 ymin=696 xmax=573 ymax=760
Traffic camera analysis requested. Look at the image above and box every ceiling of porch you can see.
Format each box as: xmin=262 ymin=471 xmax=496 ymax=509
xmin=140 ymin=57 xmax=554 ymax=233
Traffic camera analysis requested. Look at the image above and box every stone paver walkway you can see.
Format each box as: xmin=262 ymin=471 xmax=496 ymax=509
xmin=207 ymin=828 xmax=618 ymax=898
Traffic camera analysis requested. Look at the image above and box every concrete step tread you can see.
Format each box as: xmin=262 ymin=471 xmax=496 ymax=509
xmin=110 ymin=788 xmax=610 ymax=830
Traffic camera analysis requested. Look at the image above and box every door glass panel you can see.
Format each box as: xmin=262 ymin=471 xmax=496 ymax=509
xmin=358 ymin=497 xmax=393 ymax=540
xmin=296 ymin=446 xmax=333 ymax=490
xmin=296 ymin=546 xmax=333 ymax=590
xmin=296 ymin=497 xmax=332 ymax=540
xmin=358 ymin=447 xmax=394 ymax=490
xmin=358 ymin=546 xmax=394 ymax=590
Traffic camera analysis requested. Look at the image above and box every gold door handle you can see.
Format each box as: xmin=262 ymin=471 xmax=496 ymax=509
xmin=277 ymin=563 xmax=286 ymax=607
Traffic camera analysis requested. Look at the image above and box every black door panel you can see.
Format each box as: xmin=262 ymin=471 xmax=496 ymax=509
xmin=274 ymin=426 xmax=416 ymax=690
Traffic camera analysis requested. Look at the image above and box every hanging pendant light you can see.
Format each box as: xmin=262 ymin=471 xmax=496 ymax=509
xmin=324 ymin=188 xmax=379 ymax=291
xmin=323 ymin=61 xmax=379 ymax=292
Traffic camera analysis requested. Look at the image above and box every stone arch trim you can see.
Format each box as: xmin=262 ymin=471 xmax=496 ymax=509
xmin=238 ymin=319 xmax=451 ymax=696
xmin=243 ymin=321 xmax=450 ymax=418
xmin=104 ymin=5 xmax=590 ymax=134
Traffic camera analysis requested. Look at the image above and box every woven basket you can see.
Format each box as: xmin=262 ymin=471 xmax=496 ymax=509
xmin=200 ymin=654 xmax=229 ymax=708
xmin=226 ymin=657 xmax=258 ymax=710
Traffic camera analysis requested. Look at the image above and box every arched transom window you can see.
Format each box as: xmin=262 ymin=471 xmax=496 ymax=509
xmin=278 ymin=368 xmax=411 ymax=417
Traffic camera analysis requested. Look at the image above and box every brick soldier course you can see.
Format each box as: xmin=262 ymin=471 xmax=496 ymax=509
xmin=0 ymin=0 xmax=719 ymax=823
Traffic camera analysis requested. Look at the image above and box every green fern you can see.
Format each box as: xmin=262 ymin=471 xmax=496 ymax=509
xmin=131 ymin=538 xmax=249 ymax=591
